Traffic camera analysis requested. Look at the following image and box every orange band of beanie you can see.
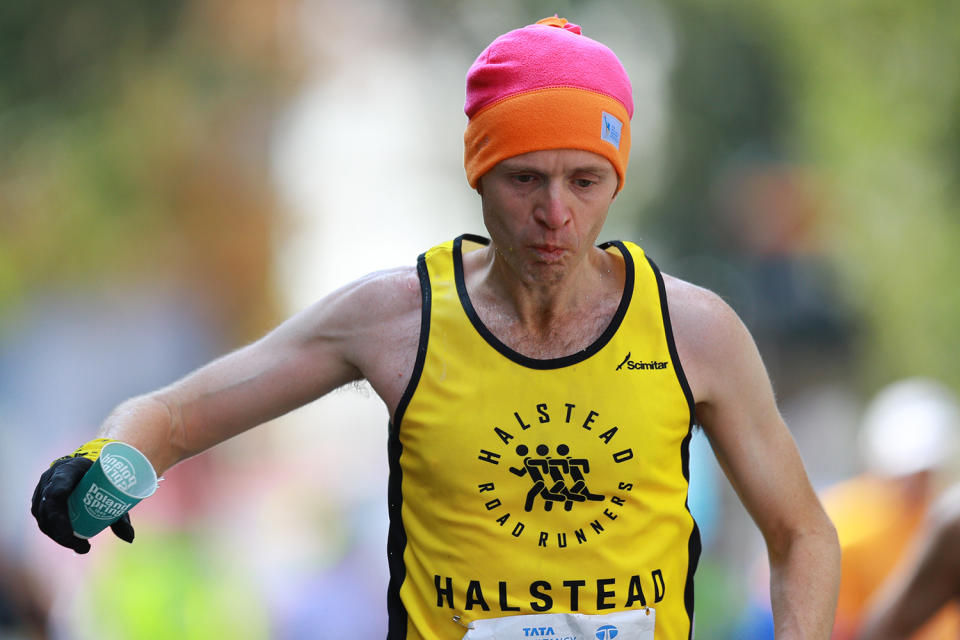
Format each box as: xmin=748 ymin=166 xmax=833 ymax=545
xmin=464 ymin=87 xmax=631 ymax=190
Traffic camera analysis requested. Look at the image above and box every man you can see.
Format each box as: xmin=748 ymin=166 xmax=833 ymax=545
xmin=32 ymin=16 xmax=840 ymax=640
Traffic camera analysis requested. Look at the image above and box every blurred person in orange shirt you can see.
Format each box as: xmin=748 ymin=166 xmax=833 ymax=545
xmin=823 ymin=378 xmax=960 ymax=640
xmin=856 ymin=483 xmax=960 ymax=640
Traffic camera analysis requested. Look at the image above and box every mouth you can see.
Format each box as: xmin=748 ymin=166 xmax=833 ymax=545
xmin=529 ymin=244 xmax=567 ymax=262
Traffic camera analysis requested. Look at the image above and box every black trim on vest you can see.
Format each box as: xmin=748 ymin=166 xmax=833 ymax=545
xmin=452 ymin=234 xmax=634 ymax=370
xmin=385 ymin=253 xmax=432 ymax=639
xmin=648 ymin=256 xmax=701 ymax=640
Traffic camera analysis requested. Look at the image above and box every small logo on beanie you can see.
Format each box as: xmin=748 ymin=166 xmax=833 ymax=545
xmin=601 ymin=111 xmax=622 ymax=149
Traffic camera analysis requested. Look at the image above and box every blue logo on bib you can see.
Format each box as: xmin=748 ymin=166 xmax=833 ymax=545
xmin=596 ymin=624 xmax=619 ymax=639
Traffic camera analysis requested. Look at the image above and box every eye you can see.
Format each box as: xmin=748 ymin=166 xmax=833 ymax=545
xmin=573 ymin=178 xmax=596 ymax=189
xmin=512 ymin=173 xmax=537 ymax=184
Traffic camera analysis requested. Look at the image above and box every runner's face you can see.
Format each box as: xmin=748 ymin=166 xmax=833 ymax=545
xmin=478 ymin=149 xmax=618 ymax=284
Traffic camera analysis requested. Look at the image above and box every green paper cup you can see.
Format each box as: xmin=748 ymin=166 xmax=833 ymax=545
xmin=68 ymin=441 xmax=158 ymax=539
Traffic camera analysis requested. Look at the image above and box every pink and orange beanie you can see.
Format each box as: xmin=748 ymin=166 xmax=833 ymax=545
xmin=464 ymin=16 xmax=634 ymax=191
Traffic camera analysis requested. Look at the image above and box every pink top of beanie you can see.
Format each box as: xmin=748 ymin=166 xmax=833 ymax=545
xmin=465 ymin=18 xmax=633 ymax=120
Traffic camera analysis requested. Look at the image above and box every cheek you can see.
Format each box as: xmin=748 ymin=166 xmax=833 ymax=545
xmin=573 ymin=205 xmax=610 ymax=241
xmin=482 ymin=200 xmax=523 ymax=240
xmin=483 ymin=215 xmax=521 ymax=252
xmin=590 ymin=207 xmax=610 ymax=229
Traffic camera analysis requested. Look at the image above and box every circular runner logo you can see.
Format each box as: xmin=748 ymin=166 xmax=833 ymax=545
xmin=475 ymin=401 xmax=638 ymax=549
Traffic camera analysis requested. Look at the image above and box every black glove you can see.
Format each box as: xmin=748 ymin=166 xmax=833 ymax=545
xmin=31 ymin=452 xmax=135 ymax=554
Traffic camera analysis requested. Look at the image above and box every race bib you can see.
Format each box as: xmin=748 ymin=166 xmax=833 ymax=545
xmin=460 ymin=608 xmax=654 ymax=639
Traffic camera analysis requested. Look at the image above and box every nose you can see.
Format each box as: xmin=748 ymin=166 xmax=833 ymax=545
xmin=534 ymin=182 xmax=571 ymax=230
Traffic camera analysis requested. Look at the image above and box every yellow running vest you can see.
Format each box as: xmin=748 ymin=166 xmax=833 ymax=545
xmin=387 ymin=235 xmax=700 ymax=640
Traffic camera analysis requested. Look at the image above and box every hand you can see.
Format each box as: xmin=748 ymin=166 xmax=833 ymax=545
xmin=31 ymin=456 xmax=135 ymax=554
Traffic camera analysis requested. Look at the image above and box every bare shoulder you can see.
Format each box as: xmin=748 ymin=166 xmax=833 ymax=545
xmin=270 ymin=265 xmax=422 ymax=417
xmin=661 ymin=274 xmax=748 ymax=373
xmin=330 ymin=265 xmax=422 ymax=323
xmin=295 ymin=265 xmax=420 ymax=336
xmin=321 ymin=265 xmax=423 ymax=414
xmin=661 ymin=273 xmax=740 ymax=337
xmin=660 ymin=272 xmax=766 ymax=408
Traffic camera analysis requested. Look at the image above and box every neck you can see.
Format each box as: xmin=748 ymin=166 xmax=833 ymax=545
xmin=463 ymin=243 xmax=625 ymax=353
xmin=493 ymin=250 xmax=597 ymax=323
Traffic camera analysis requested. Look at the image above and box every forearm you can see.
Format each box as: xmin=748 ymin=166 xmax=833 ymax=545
xmin=768 ymin=523 xmax=841 ymax=640
xmin=96 ymin=392 xmax=189 ymax=475
xmin=92 ymin=332 xmax=350 ymax=474
xmin=94 ymin=370 xmax=281 ymax=475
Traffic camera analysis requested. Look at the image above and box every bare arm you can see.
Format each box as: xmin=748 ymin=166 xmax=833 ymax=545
xmin=666 ymin=275 xmax=841 ymax=639
xmin=857 ymin=487 xmax=960 ymax=640
xmin=97 ymin=266 xmax=421 ymax=474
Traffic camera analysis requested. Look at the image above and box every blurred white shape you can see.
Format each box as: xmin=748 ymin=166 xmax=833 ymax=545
xmin=859 ymin=378 xmax=960 ymax=477
xmin=270 ymin=0 xmax=477 ymax=312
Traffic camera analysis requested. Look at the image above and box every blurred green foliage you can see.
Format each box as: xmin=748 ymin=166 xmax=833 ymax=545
xmin=765 ymin=1 xmax=960 ymax=392
xmin=0 ymin=0 xmax=184 ymax=115
xmin=1 ymin=0 xmax=176 ymax=306
xmin=0 ymin=0 xmax=288 ymax=339
xmin=644 ymin=0 xmax=960 ymax=392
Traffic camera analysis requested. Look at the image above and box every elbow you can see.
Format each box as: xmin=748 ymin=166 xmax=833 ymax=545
xmin=810 ymin=510 xmax=840 ymax=552
xmin=822 ymin=517 xmax=841 ymax=572
xmin=767 ymin=510 xmax=840 ymax=571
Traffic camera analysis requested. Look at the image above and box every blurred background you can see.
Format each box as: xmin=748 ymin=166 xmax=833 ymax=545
xmin=2 ymin=0 xmax=960 ymax=638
